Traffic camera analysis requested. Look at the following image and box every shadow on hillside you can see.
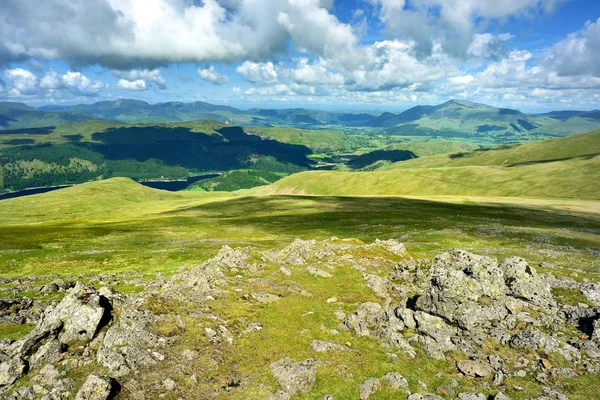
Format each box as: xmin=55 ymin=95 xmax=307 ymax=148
xmin=347 ymin=150 xmax=418 ymax=169
xmin=85 ymin=125 xmax=313 ymax=170
xmin=0 ymin=126 xmax=55 ymax=135
xmin=504 ymin=153 xmax=600 ymax=167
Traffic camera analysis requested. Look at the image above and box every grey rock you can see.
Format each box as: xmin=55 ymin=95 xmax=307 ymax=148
xmin=407 ymin=394 xmax=444 ymax=400
xmin=500 ymin=257 xmax=553 ymax=305
xmin=363 ymin=274 xmax=389 ymax=298
xmin=494 ymin=394 xmax=511 ymax=400
xmin=371 ymin=239 xmax=406 ymax=256
xmin=270 ymin=358 xmax=317 ymax=397
xmin=310 ymin=340 xmax=349 ymax=352
xmin=97 ymin=307 xmax=164 ymax=377
xmin=74 ymin=374 xmax=116 ymax=400
xmin=266 ymin=239 xmax=318 ymax=265
xmin=251 ymin=292 xmax=280 ymax=304
xmin=29 ymin=338 xmax=64 ymax=368
xmin=163 ymin=378 xmax=176 ymax=390
xmin=381 ymin=372 xmax=408 ymax=390
xmin=414 ymin=311 xmax=456 ymax=358
xmin=396 ymin=307 xmax=417 ymax=329
xmin=581 ymin=282 xmax=600 ymax=306
xmin=344 ymin=303 xmax=386 ymax=337
xmin=416 ymin=250 xmax=508 ymax=329
xmin=0 ymin=357 xmax=26 ymax=386
xmin=456 ymin=360 xmax=492 ymax=377
xmin=307 ymin=267 xmax=332 ymax=278
xmin=458 ymin=393 xmax=486 ymax=400
xmin=359 ymin=378 xmax=381 ymax=400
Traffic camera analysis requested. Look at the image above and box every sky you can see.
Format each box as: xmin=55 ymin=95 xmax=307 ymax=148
xmin=0 ymin=0 xmax=599 ymax=112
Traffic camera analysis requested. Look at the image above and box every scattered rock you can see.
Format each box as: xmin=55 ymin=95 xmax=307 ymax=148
xmin=381 ymin=372 xmax=408 ymax=390
xmin=359 ymin=378 xmax=381 ymax=400
xmin=270 ymin=358 xmax=317 ymax=397
xmin=251 ymin=292 xmax=280 ymax=304
xmin=307 ymin=267 xmax=332 ymax=278
xmin=456 ymin=360 xmax=492 ymax=378
xmin=310 ymin=340 xmax=349 ymax=352
xmin=458 ymin=393 xmax=486 ymax=400
xmin=407 ymin=394 xmax=444 ymax=400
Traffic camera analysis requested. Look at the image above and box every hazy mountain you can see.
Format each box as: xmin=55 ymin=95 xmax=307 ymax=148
xmin=365 ymin=100 xmax=600 ymax=139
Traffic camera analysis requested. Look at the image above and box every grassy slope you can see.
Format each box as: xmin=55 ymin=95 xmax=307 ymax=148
xmin=1 ymin=178 xmax=599 ymax=399
xmin=385 ymin=129 xmax=600 ymax=169
xmin=263 ymin=157 xmax=599 ymax=200
xmin=386 ymin=139 xmax=481 ymax=156
xmin=0 ymin=178 xmax=232 ymax=224
xmin=266 ymin=130 xmax=600 ymax=200
xmin=0 ymin=177 xmax=598 ymax=278
xmin=246 ymin=127 xmax=347 ymax=151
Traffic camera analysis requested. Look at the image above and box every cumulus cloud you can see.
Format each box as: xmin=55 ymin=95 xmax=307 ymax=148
xmin=467 ymin=33 xmax=513 ymax=60
xmin=367 ymin=0 xmax=562 ymax=57
xmin=113 ymin=68 xmax=166 ymax=89
xmin=4 ymin=68 xmax=105 ymax=97
xmin=198 ymin=66 xmax=230 ymax=85
xmin=116 ymin=78 xmax=146 ymax=91
xmin=0 ymin=0 xmax=359 ymax=69
xmin=237 ymin=61 xmax=279 ymax=84
xmin=547 ymin=17 xmax=600 ymax=77
xmin=5 ymin=68 xmax=38 ymax=95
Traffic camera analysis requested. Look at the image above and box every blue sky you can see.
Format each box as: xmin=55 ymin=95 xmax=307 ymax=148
xmin=1 ymin=0 xmax=599 ymax=112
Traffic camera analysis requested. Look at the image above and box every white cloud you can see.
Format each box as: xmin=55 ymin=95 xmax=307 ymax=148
xmin=113 ymin=68 xmax=166 ymax=89
xmin=547 ymin=17 xmax=600 ymax=77
xmin=237 ymin=61 xmax=279 ymax=84
xmin=198 ymin=66 xmax=229 ymax=85
xmin=39 ymin=70 xmax=63 ymax=90
xmin=5 ymin=68 xmax=38 ymax=95
xmin=62 ymin=71 xmax=105 ymax=95
xmin=4 ymin=68 xmax=105 ymax=97
xmin=467 ymin=33 xmax=513 ymax=60
xmin=116 ymin=78 xmax=147 ymax=90
xmin=367 ymin=0 xmax=562 ymax=57
xmin=0 ymin=0 xmax=358 ymax=68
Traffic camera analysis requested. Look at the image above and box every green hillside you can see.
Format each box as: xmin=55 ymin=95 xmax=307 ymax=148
xmin=187 ymin=169 xmax=284 ymax=192
xmin=264 ymin=129 xmax=600 ymax=200
xmin=384 ymin=129 xmax=600 ymax=169
xmin=245 ymin=127 xmax=347 ymax=151
xmin=372 ymin=100 xmax=600 ymax=141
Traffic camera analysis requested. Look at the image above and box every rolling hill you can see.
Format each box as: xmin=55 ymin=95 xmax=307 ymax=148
xmin=3 ymin=99 xmax=599 ymax=140
xmin=262 ymin=129 xmax=600 ymax=200
xmin=367 ymin=100 xmax=600 ymax=140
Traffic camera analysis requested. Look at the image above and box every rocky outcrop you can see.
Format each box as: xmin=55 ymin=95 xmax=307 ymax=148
xmin=97 ymin=306 xmax=165 ymax=377
xmin=416 ymin=250 xmax=509 ymax=329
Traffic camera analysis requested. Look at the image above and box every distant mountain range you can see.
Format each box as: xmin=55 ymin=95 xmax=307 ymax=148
xmin=1 ymin=99 xmax=599 ymax=139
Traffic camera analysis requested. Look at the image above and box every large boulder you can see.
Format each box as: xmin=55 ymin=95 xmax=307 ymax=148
xmin=39 ymin=283 xmax=107 ymax=347
xmin=270 ymin=357 xmax=317 ymax=397
xmin=416 ymin=250 xmax=508 ymax=329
